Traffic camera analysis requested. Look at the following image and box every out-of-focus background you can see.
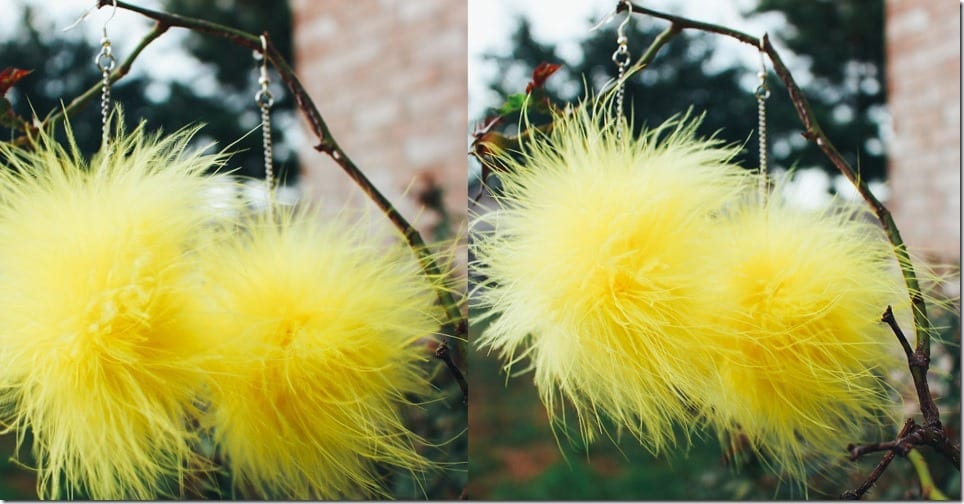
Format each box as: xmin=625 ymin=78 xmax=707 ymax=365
xmin=468 ymin=0 xmax=959 ymax=499
xmin=0 ymin=0 xmax=466 ymax=499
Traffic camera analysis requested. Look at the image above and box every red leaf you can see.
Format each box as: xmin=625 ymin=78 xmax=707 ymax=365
xmin=525 ymin=62 xmax=562 ymax=94
xmin=0 ymin=67 xmax=32 ymax=97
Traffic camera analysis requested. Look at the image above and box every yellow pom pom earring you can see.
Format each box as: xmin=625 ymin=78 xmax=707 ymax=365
xmin=183 ymin=36 xmax=444 ymax=499
xmin=697 ymin=42 xmax=906 ymax=487
xmin=0 ymin=6 xmax=231 ymax=496
xmin=472 ymin=4 xmax=757 ymax=453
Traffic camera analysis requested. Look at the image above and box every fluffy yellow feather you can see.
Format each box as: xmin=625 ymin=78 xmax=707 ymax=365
xmin=472 ymin=99 xmax=754 ymax=452
xmin=185 ymin=205 xmax=441 ymax=499
xmin=0 ymin=122 xmax=231 ymax=499
xmin=700 ymin=197 xmax=905 ymax=485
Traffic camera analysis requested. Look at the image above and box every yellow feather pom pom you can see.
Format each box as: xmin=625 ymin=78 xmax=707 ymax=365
xmin=186 ymin=206 xmax=442 ymax=499
xmin=700 ymin=198 xmax=905 ymax=484
xmin=0 ymin=122 xmax=231 ymax=499
xmin=473 ymin=100 xmax=754 ymax=452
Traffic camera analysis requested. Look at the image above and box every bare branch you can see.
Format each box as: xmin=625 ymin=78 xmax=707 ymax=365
xmin=435 ymin=342 xmax=468 ymax=405
xmin=883 ymin=305 xmax=915 ymax=361
xmin=842 ymin=419 xmax=914 ymax=499
xmin=883 ymin=306 xmax=941 ymax=426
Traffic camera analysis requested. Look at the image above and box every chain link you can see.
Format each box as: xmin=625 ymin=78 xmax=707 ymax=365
xmin=256 ymin=35 xmax=275 ymax=195
xmin=755 ymin=42 xmax=770 ymax=197
xmin=96 ymin=30 xmax=116 ymax=152
xmin=611 ymin=0 xmax=632 ymax=138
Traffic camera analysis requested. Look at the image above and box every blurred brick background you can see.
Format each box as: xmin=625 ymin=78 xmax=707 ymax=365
xmin=290 ymin=0 xmax=467 ymax=243
xmin=885 ymin=0 xmax=961 ymax=264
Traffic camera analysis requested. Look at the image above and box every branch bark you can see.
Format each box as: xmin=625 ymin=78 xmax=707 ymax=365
xmin=842 ymin=419 xmax=914 ymax=499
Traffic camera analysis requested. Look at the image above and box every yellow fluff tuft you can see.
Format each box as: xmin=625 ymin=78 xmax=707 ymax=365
xmin=185 ymin=205 xmax=441 ymax=499
xmin=472 ymin=99 xmax=754 ymax=452
xmin=700 ymin=198 xmax=905 ymax=485
xmin=0 ymin=122 xmax=231 ymax=499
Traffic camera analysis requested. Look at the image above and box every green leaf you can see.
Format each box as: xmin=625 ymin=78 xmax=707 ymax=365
xmin=497 ymin=93 xmax=528 ymax=116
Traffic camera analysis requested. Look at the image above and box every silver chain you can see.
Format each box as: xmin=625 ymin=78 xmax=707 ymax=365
xmin=95 ymin=27 xmax=116 ymax=152
xmin=755 ymin=39 xmax=770 ymax=197
xmin=255 ymin=35 xmax=275 ymax=194
xmin=611 ymin=0 xmax=632 ymax=135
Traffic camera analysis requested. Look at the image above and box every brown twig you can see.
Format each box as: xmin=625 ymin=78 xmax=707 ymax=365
xmin=844 ymin=417 xmax=959 ymax=498
xmin=882 ymin=305 xmax=943 ymax=429
xmin=842 ymin=419 xmax=915 ymax=499
xmin=101 ymin=2 xmax=467 ymax=353
xmin=883 ymin=305 xmax=915 ymax=361
xmin=435 ymin=341 xmax=467 ymax=405
xmin=840 ymin=307 xmax=960 ymax=497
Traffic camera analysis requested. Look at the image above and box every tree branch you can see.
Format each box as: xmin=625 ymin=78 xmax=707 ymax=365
xmin=883 ymin=305 xmax=915 ymax=361
xmin=845 ymin=417 xmax=960 ymax=498
xmin=883 ymin=306 xmax=942 ymax=427
xmin=633 ymin=23 xmax=681 ymax=71
xmin=101 ymin=2 xmax=467 ymax=352
xmin=842 ymin=419 xmax=914 ymax=499
xmin=435 ymin=341 xmax=467 ymax=405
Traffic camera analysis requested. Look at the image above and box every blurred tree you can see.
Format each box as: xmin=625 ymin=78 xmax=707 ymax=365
xmin=1 ymin=0 xmax=298 ymax=183
xmin=478 ymin=0 xmax=886 ymax=185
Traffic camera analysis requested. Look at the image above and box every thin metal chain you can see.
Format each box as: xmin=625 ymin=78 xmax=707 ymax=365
xmin=96 ymin=28 xmax=116 ymax=152
xmin=755 ymin=40 xmax=770 ymax=197
xmin=611 ymin=0 xmax=632 ymax=136
xmin=256 ymin=35 xmax=275 ymax=194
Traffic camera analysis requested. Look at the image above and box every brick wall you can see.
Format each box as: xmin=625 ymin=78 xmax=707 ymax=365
xmin=885 ymin=0 xmax=961 ymax=263
xmin=290 ymin=0 xmax=467 ymax=244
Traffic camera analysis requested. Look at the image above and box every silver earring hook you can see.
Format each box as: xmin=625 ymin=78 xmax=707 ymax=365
xmin=63 ymin=0 xmax=116 ymax=33
xmin=615 ymin=0 xmax=632 ymax=41
xmin=102 ymin=0 xmax=118 ymax=36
